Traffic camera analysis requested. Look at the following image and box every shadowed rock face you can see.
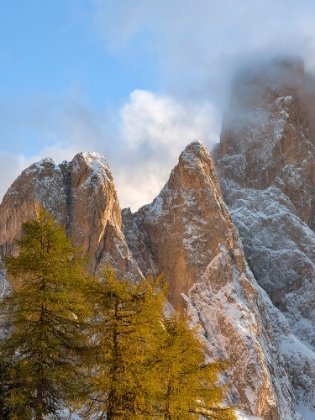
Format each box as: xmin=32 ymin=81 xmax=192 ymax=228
xmin=215 ymin=57 xmax=315 ymax=416
xmin=216 ymin=57 xmax=315 ymax=229
xmin=123 ymin=141 xmax=299 ymax=420
xmin=0 ymin=152 xmax=142 ymax=281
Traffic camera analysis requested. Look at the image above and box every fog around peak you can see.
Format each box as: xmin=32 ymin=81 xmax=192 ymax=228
xmin=93 ymin=0 xmax=315 ymax=110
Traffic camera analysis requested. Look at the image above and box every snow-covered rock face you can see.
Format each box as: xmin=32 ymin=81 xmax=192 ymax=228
xmin=215 ymin=58 xmax=315 ymax=417
xmin=0 ymin=152 xmax=142 ymax=281
xmin=123 ymin=141 xmax=300 ymax=420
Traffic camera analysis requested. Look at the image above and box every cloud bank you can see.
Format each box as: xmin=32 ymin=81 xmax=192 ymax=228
xmin=115 ymin=90 xmax=219 ymax=209
xmin=92 ymin=0 xmax=315 ymax=108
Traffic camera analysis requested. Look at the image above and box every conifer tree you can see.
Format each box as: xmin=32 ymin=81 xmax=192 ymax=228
xmin=82 ymin=266 xmax=167 ymax=420
xmin=0 ymin=361 xmax=11 ymax=420
xmin=0 ymin=207 xmax=90 ymax=420
xmin=156 ymin=312 xmax=236 ymax=420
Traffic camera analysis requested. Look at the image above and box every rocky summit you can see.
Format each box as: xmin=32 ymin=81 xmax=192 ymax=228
xmin=1 ymin=57 xmax=315 ymax=419
xmin=0 ymin=152 xmax=142 ymax=281
xmin=124 ymin=141 xmax=298 ymax=419
xmin=215 ymin=57 xmax=315 ymax=418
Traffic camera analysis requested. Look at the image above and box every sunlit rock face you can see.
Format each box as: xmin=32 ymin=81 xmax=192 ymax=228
xmin=215 ymin=57 xmax=315 ymax=417
xmin=123 ymin=141 xmax=299 ymax=420
xmin=0 ymin=152 xmax=142 ymax=281
xmin=124 ymin=141 xmax=236 ymax=307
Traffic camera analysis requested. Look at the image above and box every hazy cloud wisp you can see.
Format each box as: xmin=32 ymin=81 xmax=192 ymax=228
xmin=92 ymin=0 xmax=315 ymax=108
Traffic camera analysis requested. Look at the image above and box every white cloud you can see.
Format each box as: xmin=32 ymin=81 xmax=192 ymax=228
xmin=120 ymin=90 xmax=218 ymax=151
xmin=113 ymin=89 xmax=220 ymax=210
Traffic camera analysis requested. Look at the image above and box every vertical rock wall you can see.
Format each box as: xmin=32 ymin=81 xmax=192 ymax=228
xmin=215 ymin=58 xmax=315 ymax=416
xmin=123 ymin=141 xmax=300 ymax=419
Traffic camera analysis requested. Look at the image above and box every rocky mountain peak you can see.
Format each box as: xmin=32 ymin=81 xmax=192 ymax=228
xmin=2 ymin=60 xmax=315 ymax=417
xmin=70 ymin=152 xmax=114 ymax=189
xmin=0 ymin=152 xmax=142 ymax=281
xmin=123 ymin=140 xmax=299 ymax=419
xmin=179 ymin=139 xmax=213 ymax=170
xmin=0 ymin=139 xmax=305 ymax=418
xmin=215 ymin=57 xmax=315 ymax=416
xmin=124 ymin=140 xmax=237 ymax=306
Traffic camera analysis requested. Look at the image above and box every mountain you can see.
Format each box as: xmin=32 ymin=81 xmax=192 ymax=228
xmin=1 ymin=57 xmax=315 ymax=419
xmin=215 ymin=57 xmax=315 ymax=418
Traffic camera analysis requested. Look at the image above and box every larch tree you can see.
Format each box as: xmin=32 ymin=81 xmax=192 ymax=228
xmin=0 ymin=360 xmax=11 ymax=420
xmin=156 ymin=312 xmax=237 ymax=420
xmin=0 ymin=208 xmax=237 ymax=420
xmin=0 ymin=207 xmax=91 ymax=420
xmin=81 ymin=266 xmax=167 ymax=420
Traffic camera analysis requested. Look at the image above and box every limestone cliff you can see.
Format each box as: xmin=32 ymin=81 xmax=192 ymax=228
xmin=216 ymin=57 xmax=315 ymax=229
xmin=123 ymin=141 xmax=300 ymax=420
xmin=215 ymin=57 xmax=315 ymax=417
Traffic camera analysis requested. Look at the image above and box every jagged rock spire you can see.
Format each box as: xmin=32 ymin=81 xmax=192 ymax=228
xmin=0 ymin=152 xmax=142 ymax=281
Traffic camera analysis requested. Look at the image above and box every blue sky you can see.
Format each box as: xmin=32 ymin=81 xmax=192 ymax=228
xmin=2 ymin=0 xmax=315 ymax=209
xmin=0 ymin=1 xmax=158 ymax=105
